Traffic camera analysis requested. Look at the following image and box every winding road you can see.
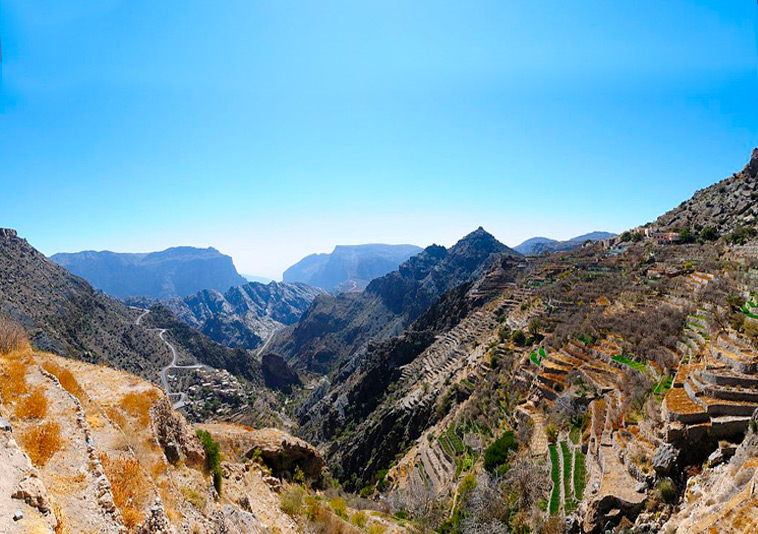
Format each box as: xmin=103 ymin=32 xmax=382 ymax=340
xmin=132 ymin=307 xmax=202 ymax=409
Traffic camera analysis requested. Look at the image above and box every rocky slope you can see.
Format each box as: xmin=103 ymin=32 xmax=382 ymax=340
xmin=283 ymin=243 xmax=423 ymax=293
xmin=0 ymin=339 xmax=410 ymax=534
xmin=0 ymin=229 xmax=173 ymax=380
xmin=514 ymin=231 xmax=616 ymax=256
xmin=51 ymin=246 xmax=248 ymax=300
xmin=654 ymin=148 xmax=758 ymax=238
xmin=162 ymin=281 xmax=325 ymax=351
xmin=271 ymin=227 xmax=518 ymax=374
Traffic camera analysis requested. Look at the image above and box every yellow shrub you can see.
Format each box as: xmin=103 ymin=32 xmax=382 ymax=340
xmin=41 ymin=361 xmax=86 ymax=403
xmin=120 ymin=390 xmax=160 ymax=425
xmin=329 ymin=497 xmax=347 ymax=519
xmin=367 ymin=525 xmax=386 ymax=534
xmin=100 ymin=454 xmax=149 ymax=531
xmin=0 ymin=359 xmax=28 ymax=399
xmin=21 ymin=422 xmax=63 ymax=466
xmin=352 ymin=510 xmax=367 ymax=528
xmin=14 ymin=386 xmax=48 ymax=419
xmin=0 ymin=316 xmax=29 ymax=355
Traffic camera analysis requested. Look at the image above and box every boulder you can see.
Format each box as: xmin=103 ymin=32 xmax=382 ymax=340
xmin=652 ymin=443 xmax=678 ymax=476
xmin=12 ymin=473 xmax=51 ymax=514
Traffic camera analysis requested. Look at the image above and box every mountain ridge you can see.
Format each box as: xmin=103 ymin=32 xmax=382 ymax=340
xmin=51 ymin=246 xmax=248 ymax=299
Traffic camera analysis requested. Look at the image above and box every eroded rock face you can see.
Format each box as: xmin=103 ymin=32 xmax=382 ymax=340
xmin=243 ymin=428 xmax=325 ymax=484
xmin=150 ymin=397 xmax=205 ymax=467
xmin=652 ymin=442 xmax=679 ymax=476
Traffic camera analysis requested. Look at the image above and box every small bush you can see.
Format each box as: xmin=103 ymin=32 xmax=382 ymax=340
xmin=352 ymin=510 xmax=367 ymax=528
xmin=657 ymin=477 xmax=677 ymax=503
xmin=367 ymin=525 xmax=386 ymax=534
xmin=483 ymin=431 xmax=517 ymax=473
xmin=330 ymin=497 xmax=347 ymax=519
xmin=41 ymin=360 xmax=86 ymax=403
xmin=0 ymin=316 xmax=28 ymax=355
xmin=280 ymin=485 xmax=305 ymax=516
xmin=120 ymin=390 xmax=160 ymax=425
xmin=0 ymin=359 xmax=28 ymax=399
xmin=21 ymin=422 xmax=62 ymax=466
xmin=14 ymin=386 xmax=48 ymax=419
xmin=100 ymin=454 xmax=149 ymax=531
xmin=196 ymin=429 xmax=222 ymax=495
xmin=511 ymin=330 xmax=527 ymax=346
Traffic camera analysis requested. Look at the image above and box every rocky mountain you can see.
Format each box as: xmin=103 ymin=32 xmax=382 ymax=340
xmin=654 ymin=148 xmax=758 ymax=240
xmin=0 ymin=228 xmax=172 ymax=380
xmin=282 ymin=243 xmax=423 ymax=293
xmin=163 ymin=281 xmax=326 ymax=350
xmin=514 ymin=231 xmax=616 ymax=255
xmin=263 ymin=149 xmax=758 ymax=534
xmin=270 ymin=227 xmax=518 ymax=374
xmin=51 ymin=246 xmax=248 ymax=299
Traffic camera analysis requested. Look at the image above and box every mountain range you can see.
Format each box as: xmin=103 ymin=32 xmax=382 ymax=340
xmin=282 ymin=243 xmax=423 ymax=293
xmin=3 ymin=150 xmax=758 ymax=533
xmin=51 ymin=247 xmax=248 ymax=300
xmin=163 ymin=281 xmax=326 ymax=350
xmin=513 ymin=231 xmax=616 ymax=255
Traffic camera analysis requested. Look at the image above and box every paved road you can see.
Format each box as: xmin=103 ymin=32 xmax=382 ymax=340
xmin=133 ymin=307 xmax=202 ymax=410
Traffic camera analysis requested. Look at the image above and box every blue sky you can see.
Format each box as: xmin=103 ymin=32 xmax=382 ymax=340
xmin=1 ymin=1 xmax=757 ymax=279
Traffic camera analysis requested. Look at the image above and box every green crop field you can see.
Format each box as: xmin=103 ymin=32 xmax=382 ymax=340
xmin=560 ymin=441 xmax=572 ymax=501
xmin=530 ymin=352 xmax=541 ymax=366
xmin=612 ymin=354 xmax=647 ymax=372
xmin=574 ymin=450 xmax=587 ymax=500
xmin=549 ymin=445 xmax=560 ymax=516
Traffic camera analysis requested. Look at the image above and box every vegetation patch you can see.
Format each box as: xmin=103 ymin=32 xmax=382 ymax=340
xmin=612 ymin=354 xmax=648 ymax=372
xmin=530 ymin=352 xmax=541 ymax=366
xmin=101 ymin=454 xmax=149 ymax=530
xmin=14 ymin=386 xmax=48 ymax=419
xmin=654 ymin=375 xmax=674 ymax=396
xmin=548 ymin=445 xmax=560 ymax=516
xmin=41 ymin=360 xmax=87 ymax=403
xmin=196 ymin=429 xmax=223 ymax=495
xmin=573 ymin=449 xmax=587 ymax=500
xmin=560 ymin=441 xmax=572 ymax=501
xmin=21 ymin=422 xmax=62 ymax=467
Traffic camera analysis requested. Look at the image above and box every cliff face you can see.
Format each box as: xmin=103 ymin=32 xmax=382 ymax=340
xmin=51 ymin=246 xmax=248 ymax=300
xmin=0 ymin=229 xmax=172 ymax=380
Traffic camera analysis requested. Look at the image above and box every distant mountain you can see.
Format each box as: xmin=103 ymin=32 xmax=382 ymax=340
xmin=271 ymin=227 xmax=518 ymax=374
xmin=282 ymin=244 xmax=423 ymax=293
xmin=163 ymin=281 xmax=326 ymax=350
xmin=51 ymin=246 xmax=248 ymax=299
xmin=514 ymin=231 xmax=616 ymax=255
xmin=242 ymin=274 xmax=274 ymax=284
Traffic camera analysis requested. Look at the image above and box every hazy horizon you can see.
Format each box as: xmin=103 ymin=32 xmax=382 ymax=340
xmin=2 ymin=1 xmax=757 ymax=278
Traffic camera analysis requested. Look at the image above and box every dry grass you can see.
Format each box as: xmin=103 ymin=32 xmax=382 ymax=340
xmin=0 ymin=358 xmax=28 ymax=400
xmin=41 ymin=360 xmax=87 ymax=403
xmin=120 ymin=389 xmax=160 ymax=426
xmin=21 ymin=422 xmax=63 ymax=466
xmin=0 ymin=316 xmax=29 ymax=354
xmin=105 ymin=406 xmax=127 ymax=428
xmin=100 ymin=454 xmax=149 ymax=531
xmin=14 ymin=386 xmax=48 ymax=419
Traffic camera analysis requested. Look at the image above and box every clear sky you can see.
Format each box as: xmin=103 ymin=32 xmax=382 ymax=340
xmin=1 ymin=1 xmax=757 ymax=279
